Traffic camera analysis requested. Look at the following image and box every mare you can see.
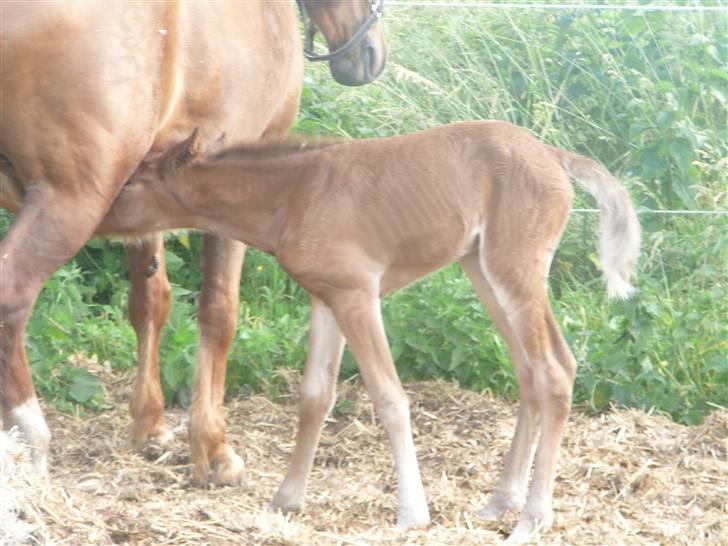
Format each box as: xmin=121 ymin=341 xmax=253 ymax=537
xmin=0 ymin=0 xmax=387 ymax=486
xmin=99 ymin=121 xmax=641 ymax=544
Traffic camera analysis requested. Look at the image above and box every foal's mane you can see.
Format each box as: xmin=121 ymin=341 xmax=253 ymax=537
xmin=210 ymin=135 xmax=346 ymax=162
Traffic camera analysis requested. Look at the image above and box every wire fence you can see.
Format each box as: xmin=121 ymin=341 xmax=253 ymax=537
xmin=573 ymin=209 xmax=728 ymax=215
xmin=388 ymin=1 xmax=727 ymax=12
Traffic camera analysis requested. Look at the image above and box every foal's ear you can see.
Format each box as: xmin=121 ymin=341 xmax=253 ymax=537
xmin=208 ymin=131 xmax=227 ymax=155
xmin=162 ymin=128 xmax=204 ymax=176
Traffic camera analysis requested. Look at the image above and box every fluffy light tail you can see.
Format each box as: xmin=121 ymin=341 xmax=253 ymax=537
xmin=549 ymin=146 xmax=641 ymax=299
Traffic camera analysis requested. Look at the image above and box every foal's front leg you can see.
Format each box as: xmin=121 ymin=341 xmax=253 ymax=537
xmin=270 ymin=297 xmax=346 ymax=512
xmin=327 ymin=288 xmax=430 ymax=529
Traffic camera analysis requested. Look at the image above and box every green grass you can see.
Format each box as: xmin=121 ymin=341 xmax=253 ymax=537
xmin=1 ymin=1 xmax=726 ymax=424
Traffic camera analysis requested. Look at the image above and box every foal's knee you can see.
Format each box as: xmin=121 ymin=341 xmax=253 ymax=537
xmin=299 ymin=378 xmax=336 ymax=422
xmin=371 ymin=387 xmax=410 ymax=432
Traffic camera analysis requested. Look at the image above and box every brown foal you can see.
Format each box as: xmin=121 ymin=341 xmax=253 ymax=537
xmin=99 ymin=120 xmax=640 ymax=544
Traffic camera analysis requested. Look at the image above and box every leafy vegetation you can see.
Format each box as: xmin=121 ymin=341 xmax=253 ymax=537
xmin=1 ymin=1 xmax=725 ymax=424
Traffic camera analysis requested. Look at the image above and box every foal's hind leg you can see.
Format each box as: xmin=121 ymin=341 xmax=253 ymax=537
xmin=270 ymin=297 xmax=345 ymax=512
xmin=189 ymin=234 xmax=246 ymax=486
xmin=462 ymin=245 xmax=576 ymax=544
xmin=506 ymin=303 xmax=575 ymax=545
xmin=459 ymin=254 xmax=540 ymax=519
xmin=126 ymin=234 xmax=174 ymax=451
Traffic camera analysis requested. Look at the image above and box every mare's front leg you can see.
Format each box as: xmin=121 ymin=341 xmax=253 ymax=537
xmin=270 ymin=297 xmax=345 ymax=512
xmin=1 ymin=154 xmax=140 ymax=472
xmin=189 ymin=234 xmax=247 ymax=486
xmin=126 ymin=234 xmax=174 ymax=451
xmin=326 ymin=286 xmax=430 ymax=529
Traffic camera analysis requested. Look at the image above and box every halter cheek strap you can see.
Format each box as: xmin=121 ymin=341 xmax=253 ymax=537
xmin=296 ymin=0 xmax=384 ymax=62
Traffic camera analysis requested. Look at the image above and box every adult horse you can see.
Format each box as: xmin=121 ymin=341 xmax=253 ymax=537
xmin=0 ymin=0 xmax=387 ymax=486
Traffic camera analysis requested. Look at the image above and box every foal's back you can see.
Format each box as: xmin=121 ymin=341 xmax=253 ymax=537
xmin=276 ymin=121 xmax=572 ymax=295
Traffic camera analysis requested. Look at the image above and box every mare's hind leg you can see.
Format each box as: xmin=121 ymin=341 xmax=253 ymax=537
xmin=270 ymin=297 xmax=345 ymax=512
xmin=1 ymin=184 xmax=129 ymax=472
xmin=189 ymin=234 xmax=246 ymax=486
xmin=459 ymin=254 xmax=540 ymax=520
xmin=462 ymin=241 xmax=577 ymax=544
xmin=126 ymin=234 xmax=174 ymax=451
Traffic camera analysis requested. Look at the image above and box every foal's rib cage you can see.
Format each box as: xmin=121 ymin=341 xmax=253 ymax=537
xmin=106 ymin=119 xmax=641 ymax=544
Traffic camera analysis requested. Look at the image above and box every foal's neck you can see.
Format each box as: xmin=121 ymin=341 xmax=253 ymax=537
xmin=179 ymin=145 xmax=334 ymax=254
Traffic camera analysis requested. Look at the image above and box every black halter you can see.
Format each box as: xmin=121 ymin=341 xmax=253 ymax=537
xmin=296 ymin=0 xmax=384 ymax=62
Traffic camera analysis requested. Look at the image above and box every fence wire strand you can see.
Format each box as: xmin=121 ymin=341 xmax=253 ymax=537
xmin=388 ymin=2 xmax=727 ymax=12
xmin=573 ymin=209 xmax=728 ymax=215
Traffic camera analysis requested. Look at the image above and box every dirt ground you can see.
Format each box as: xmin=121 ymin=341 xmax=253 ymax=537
xmin=5 ymin=365 xmax=727 ymax=546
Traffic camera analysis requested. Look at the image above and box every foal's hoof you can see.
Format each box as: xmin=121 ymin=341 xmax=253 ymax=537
xmin=477 ymin=493 xmax=524 ymax=522
xmin=268 ymin=498 xmax=303 ymax=515
xmin=477 ymin=503 xmax=507 ymax=522
xmin=209 ymin=444 xmax=244 ymax=486
xmin=269 ymin=484 xmax=304 ymax=514
xmin=503 ymin=512 xmax=553 ymax=545
xmin=396 ymin=507 xmax=431 ymax=530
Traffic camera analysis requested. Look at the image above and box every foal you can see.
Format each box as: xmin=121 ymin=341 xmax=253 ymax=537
xmin=102 ymin=121 xmax=640 ymax=544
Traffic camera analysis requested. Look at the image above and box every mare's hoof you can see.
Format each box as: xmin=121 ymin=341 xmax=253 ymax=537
xmin=132 ymin=424 xmax=174 ymax=457
xmin=209 ymin=444 xmax=244 ymax=486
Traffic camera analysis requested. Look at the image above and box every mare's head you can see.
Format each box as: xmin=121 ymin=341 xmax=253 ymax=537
xmin=300 ymin=0 xmax=387 ymax=86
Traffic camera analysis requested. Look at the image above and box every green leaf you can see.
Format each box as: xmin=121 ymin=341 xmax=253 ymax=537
xmin=656 ymin=110 xmax=677 ymax=131
xmin=670 ymin=137 xmax=695 ymax=176
xmin=672 ymin=179 xmax=697 ymax=210
xmin=640 ymin=213 xmax=664 ymax=233
xmin=165 ymin=249 xmax=184 ymax=275
xmin=653 ymin=80 xmax=673 ymax=94
xmin=68 ymin=370 xmax=103 ymax=404
xmin=177 ymin=233 xmax=191 ymax=250
xmin=591 ymin=381 xmax=612 ymax=411
xmin=704 ymin=356 xmax=727 ymax=374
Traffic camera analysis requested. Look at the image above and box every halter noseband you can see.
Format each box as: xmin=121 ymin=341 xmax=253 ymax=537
xmin=296 ymin=0 xmax=384 ymax=62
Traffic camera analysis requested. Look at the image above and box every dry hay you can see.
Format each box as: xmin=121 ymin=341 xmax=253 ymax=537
xmin=5 ymin=363 xmax=727 ymax=546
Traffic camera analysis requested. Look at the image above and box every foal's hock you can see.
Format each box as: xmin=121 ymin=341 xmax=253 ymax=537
xmin=108 ymin=120 xmax=641 ymax=544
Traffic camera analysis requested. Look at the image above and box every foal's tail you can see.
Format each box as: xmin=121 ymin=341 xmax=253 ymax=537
xmin=548 ymin=146 xmax=641 ymax=299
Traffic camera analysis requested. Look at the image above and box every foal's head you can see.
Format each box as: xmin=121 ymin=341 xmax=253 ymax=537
xmin=132 ymin=128 xmax=215 ymax=183
xmin=117 ymin=129 xmax=210 ymax=222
